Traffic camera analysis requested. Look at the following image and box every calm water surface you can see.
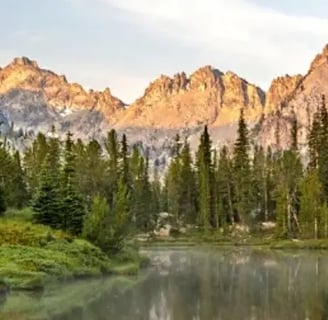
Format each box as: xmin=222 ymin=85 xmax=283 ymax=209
xmin=2 ymin=248 xmax=328 ymax=320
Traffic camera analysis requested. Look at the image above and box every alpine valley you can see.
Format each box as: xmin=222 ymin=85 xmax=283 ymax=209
xmin=1 ymin=45 xmax=328 ymax=163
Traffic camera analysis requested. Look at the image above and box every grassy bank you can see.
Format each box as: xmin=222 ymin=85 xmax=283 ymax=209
xmin=0 ymin=210 xmax=145 ymax=291
xmin=140 ymin=230 xmax=328 ymax=251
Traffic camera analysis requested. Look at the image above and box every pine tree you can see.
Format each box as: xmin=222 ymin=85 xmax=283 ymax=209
xmin=318 ymin=95 xmax=328 ymax=200
xmin=0 ymin=144 xmax=28 ymax=209
xmin=75 ymin=139 xmax=107 ymax=204
xmin=275 ymin=177 xmax=289 ymax=238
xmin=179 ymin=139 xmax=197 ymax=224
xmin=129 ymin=145 xmax=143 ymax=228
xmin=252 ymin=145 xmax=272 ymax=222
xmin=23 ymin=132 xmax=49 ymax=195
xmin=105 ymin=129 xmax=119 ymax=206
xmin=119 ymin=134 xmax=130 ymax=189
xmin=108 ymin=178 xmax=130 ymax=253
xmin=299 ymin=169 xmax=325 ymax=239
xmin=274 ymin=150 xmax=303 ymax=238
xmin=196 ymin=126 xmax=216 ymax=229
xmin=232 ymin=109 xmax=253 ymax=223
xmin=150 ymin=165 xmax=163 ymax=216
xmin=0 ymin=185 xmax=6 ymax=215
xmin=7 ymin=151 xmax=29 ymax=208
xmin=32 ymin=156 xmax=61 ymax=227
xmin=141 ymin=152 xmax=154 ymax=229
xmin=264 ymin=147 xmax=276 ymax=221
xmin=32 ymin=128 xmax=61 ymax=228
xmin=290 ymin=115 xmax=298 ymax=152
xmin=166 ymin=150 xmax=182 ymax=222
xmin=129 ymin=146 xmax=153 ymax=230
xmin=83 ymin=195 xmax=109 ymax=246
xmin=0 ymin=142 xmax=13 ymax=202
xmin=217 ymin=146 xmax=234 ymax=227
xmin=61 ymin=132 xmax=85 ymax=235
xmin=308 ymin=111 xmax=321 ymax=169
xmin=172 ymin=134 xmax=182 ymax=156
xmin=82 ymin=165 xmax=131 ymax=254
xmin=0 ymin=142 xmax=12 ymax=209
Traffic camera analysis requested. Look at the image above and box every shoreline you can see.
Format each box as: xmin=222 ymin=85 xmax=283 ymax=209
xmin=0 ymin=219 xmax=148 ymax=293
xmin=140 ymin=237 xmax=328 ymax=250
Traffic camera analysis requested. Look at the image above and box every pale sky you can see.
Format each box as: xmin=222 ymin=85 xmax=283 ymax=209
xmin=1 ymin=0 xmax=328 ymax=103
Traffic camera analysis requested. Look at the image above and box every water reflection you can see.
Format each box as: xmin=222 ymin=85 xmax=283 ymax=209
xmin=3 ymin=249 xmax=328 ymax=320
xmin=91 ymin=249 xmax=328 ymax=320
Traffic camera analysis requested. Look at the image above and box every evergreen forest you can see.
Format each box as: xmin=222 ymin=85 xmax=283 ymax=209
xmin=1 ymin=97 xmax=328 ymax=252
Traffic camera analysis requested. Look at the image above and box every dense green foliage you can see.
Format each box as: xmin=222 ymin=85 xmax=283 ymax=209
xmin=0 ymin=185 xmax=6 ymax=215
xmin=0 ymin=218 xmax=112 ymax=290
xmin=2 ymin=98 xmax=328 ymax=268
xmin=0 ymin=210 xmax=146 ymax=293
xmin=165 ymin=100 xmax=328 ymax=240
xmin=232 ymin=109 xmax=253 ymax=223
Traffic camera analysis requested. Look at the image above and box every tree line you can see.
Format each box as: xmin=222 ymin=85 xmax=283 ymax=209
xmin=0 ymin=128 xmax=160 ymax=253
xmin=164 ymin=96 xmax=328 ymax=239
xmin=1 ymin=97 xmax=328 ymax=244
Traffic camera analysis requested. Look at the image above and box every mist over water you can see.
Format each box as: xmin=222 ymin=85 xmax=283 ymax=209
xmin=3 ymin=248 xmax=328 ymax=320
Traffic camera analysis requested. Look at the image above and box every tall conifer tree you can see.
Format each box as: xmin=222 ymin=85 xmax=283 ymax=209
xmin=196 ymin=126 xmax=216 ymax=228
xmin=105 ymin=129 xmax=119 ymax=205
xmin=217 ymin=146 xmax=234 ymax=226
xmin=318 ymin=95 xmax=328 ymax=200
xmin=61 ymin=132 xmax=85 ymax=235
xmin=119 ymin=134 xmax=130 ymax=190
xmin=7 ymin=151 xmax=29 ymax=208
xmin=23 ymin=132 xmax=49 ymax=195
xmin=232 ymin=109 xmax=253 ymax=223
xmin=0 ymin=184 xmax=6 ymax=215
xmin=32 ymin=128 xmax=61 ymax=228
xmin=179 ymin=139 xmax=197 ymax=224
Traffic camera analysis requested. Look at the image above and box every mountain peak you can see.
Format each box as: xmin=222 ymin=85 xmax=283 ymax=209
xmin=10 ymin=57 xmax=39 ymax=69
xmin=309 ymin=44 xmax=328 ymax=72
xmin=116 ymin=65 xmax=265 ymax=129
xmin=0 ymin=56 xmax=125 ymax=117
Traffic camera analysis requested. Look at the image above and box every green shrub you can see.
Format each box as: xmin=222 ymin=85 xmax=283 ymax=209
xmin=0 ymin=217 xmax=143 ymax=291
xmin=4 ymin=208 xmax=34 ymax=222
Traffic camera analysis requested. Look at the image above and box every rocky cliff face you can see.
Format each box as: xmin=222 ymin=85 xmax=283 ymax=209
xmin=0 ymin=57 xmax=124 ymax=118
xmin=265 ymin=74 xmax=302 ymax=115
xmin=260 ymin=45 xmax=328 ymax=150
xmin=115 ymin=66 xmax=265 ymax=129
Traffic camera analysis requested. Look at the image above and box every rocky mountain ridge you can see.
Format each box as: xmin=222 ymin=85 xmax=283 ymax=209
xmin=0 ymin=57 xmax=125 ymax=117
xmin=116 ymin=66 xmax=265 ymax=129
xmin=1 ymin=44 xmax=328 ymax=158
xmin=260 ymin=44 xmax=328 ymax=150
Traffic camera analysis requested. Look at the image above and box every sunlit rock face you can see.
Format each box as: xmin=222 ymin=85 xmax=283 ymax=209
xmin=0 ymin=57 xmax=124 ymax=143
xmin=115 ymin=66 xmax=265 ymax=129
xmin=0 ymin=56 xmax=124 ymax=117
xmin=260 ymin=44 xmax=328 ymax=151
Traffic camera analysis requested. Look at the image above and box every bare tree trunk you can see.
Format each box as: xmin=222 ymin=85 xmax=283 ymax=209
xmin=314 ymin=216 xmax=318 ymax=240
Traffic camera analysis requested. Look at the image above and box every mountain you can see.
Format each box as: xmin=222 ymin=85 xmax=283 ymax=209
xmin=0 ymin=57 xmax=124 ymax=140
xmin=0 ymin=57 xmax=267 ymax=160
xmin=2 ymin=44 xmax=328 ymax=161
xmin=115 ymin=66 xmax=265 ymax=129
xmin=260 ymin=44 xmax=328 ymax=151
xmin=0 ymin=57 xmax=124 ymax=115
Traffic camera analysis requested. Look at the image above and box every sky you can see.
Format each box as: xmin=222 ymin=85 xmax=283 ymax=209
xmin=1 ymin=0 xmax=328 ymax=103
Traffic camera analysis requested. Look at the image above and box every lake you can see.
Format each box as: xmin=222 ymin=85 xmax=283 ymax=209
xmin=2 ymin=248 xmax=328 ymax=319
